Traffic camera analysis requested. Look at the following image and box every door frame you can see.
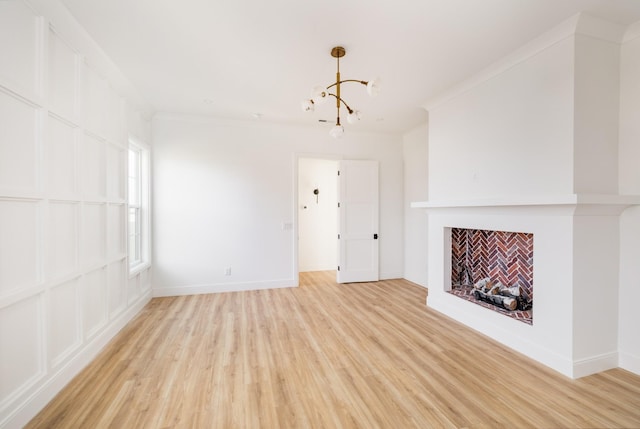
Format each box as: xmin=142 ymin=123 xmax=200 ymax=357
xmin=293 ymin=152 xmax=343 ymax=286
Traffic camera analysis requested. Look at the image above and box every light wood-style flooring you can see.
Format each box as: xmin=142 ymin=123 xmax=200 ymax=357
xmin=27 ymin=271 xmax=640 ymax=428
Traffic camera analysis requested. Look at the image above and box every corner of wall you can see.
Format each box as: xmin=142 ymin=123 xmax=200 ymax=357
xmin=403 ymin=122 xmax=429 ymax=286
xmin=618 ymin=19 xmax=640 ymax=377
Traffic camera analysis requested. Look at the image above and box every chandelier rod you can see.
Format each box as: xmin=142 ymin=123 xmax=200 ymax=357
xmin=327 ymin=93 xmax=354 ymax=115
xmin=335 ymin=50 xmax=341 ymax=126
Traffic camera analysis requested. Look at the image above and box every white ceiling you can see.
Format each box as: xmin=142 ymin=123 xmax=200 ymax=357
xmin=60 ymin=0 xmax=640 ymax=134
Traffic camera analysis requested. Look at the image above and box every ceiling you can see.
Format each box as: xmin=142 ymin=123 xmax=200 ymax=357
xmin=60 ymin=0 xmax=640 ymax=135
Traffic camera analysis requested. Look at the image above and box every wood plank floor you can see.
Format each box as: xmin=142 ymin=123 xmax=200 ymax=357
xmin=27 ymin=271 xmax=640 ymax=428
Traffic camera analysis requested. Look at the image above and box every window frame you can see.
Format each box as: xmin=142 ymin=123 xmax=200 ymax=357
xmin=128 ymin=138 xmax=150 ymax=274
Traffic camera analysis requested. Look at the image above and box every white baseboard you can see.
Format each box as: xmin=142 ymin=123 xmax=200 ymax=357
xmin=153 ymin=278 xmax=297 ymax=297
xmin=380 ymin=271 xmax=404 ymax=280
xmin=3 ymin=291 xmax=152 ymax=429
xmin=619 ymin=351 xmax=640 ymax=376
xmin=154 ymin=274 xmax=404 ymax=298
xmin=572 ymin=352 xmax=618 ymax=378
xmin=299 ymin=265 xmax=336 ymax=272
xmin=402 ymin=274 xmax=428 ymax=287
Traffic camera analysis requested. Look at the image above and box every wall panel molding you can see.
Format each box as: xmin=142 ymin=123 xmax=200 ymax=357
xmin=0 ymin=1 xmax=152 ymax=427
xmin=47 ymin=25 xmax=78 ymax=122
xmin=48 ymin=277 xmax=81 ymax=368
xmin=46 ymin=115 xmax=78 ymax=200
xmin=0 ymin=199 xmax=41 ymax=298
xmin=0 ymin=88 xmax=42 ymax=195
xmin=0 ymin=0 xmax=41 ymax=101
xmin=0 ymin=294 xmax=46 ymax=414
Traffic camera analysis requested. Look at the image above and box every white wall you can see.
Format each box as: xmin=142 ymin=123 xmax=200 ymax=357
xmin=573 ymin=33 xmax=620 ymax=194
xmin=0 ymin=1 xmax=152 ymax=427
xmin=619 ymin=21 xmax=640 ymax=375
xmin=403 ymin=123 xmax=428 ymax=286
xmin=298 ymin=158 xmax=338 ymax=272
xmin=152 ymin=114 xmax=404 ymax=295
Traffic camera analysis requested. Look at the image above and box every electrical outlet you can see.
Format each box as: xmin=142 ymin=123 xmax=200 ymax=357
xmin=224 ymin=267 xmax=231 ymax=276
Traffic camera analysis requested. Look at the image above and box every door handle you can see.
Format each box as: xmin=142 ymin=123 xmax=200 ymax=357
xmin=373 ymin=234 xmax=378 ymax=239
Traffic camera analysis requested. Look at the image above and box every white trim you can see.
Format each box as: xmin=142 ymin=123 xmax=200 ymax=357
xmin=128 ymin=261 xmax=151 ymax=278
xmin=619 ymin=351 xmax=640 ymax=376
xmin=423 ymin=14 xmax=579 ymax=111
xmin=127 ymin=139 xmax=151 ymax=273
xmin=24 ymin=0 xmax=152 ymax=114
xmin=623 ymin=20 xmax=640 ymax=43
xmin=153 ymin=279 xmax=297 ymax=297
xmin=572 ymin=352 xmax=619 ymax=378
xmin=574 ymin=13 xmax=626 ymax=44
xmin=411 ymin=194 xmax=640 ymax=209
xmin=380 ymin=271 xmax=404 ymax=280
xmin=293 ymin=152 xmax=344 ymax=285
xmin=423 ymin=13 xmax=626 ymax=112
xmin=152 ymin=111 xmax=401 ymax=137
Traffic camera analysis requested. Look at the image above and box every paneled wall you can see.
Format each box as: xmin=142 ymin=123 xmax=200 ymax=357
xmin=0 ymin=1 xmax=152 ymax=426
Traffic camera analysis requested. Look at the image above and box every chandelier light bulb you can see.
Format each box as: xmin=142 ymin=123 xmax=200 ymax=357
xmin=347 ymin=110 xmax=361 ymax=124
xmin=329 ymin=124 xmax=344 ymax=138
xmin=366 ymin=78 xmax=381 ymax=97
xmin=310 ymin=86 xmax=328 ymax=104
xmin=301 ymin=99 xmax=315 ymax=112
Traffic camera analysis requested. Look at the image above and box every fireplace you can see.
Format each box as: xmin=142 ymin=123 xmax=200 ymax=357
xmin=412 ymin=195 xmax=638 ymax=378
xmin=449 ymin=228 xmax=533 ymax=324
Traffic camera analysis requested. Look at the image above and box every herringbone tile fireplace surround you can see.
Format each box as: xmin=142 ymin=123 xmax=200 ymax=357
xmin=450 ymin=228 xmax=533 ymax=324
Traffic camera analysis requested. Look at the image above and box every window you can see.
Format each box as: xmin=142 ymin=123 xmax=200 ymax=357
xmin=128 ymin=139 xmax=149 ymax=271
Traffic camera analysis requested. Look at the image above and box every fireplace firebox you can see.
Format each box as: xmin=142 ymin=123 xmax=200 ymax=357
xmin=449 ymin=228 xmax=533 ymax=324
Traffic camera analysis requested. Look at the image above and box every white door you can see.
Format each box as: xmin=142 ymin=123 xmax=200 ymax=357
xmin=337 ymin=160 xmax=379 ymax=283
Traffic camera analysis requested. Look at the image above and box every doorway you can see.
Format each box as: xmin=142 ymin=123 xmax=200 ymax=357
xmin=297 ymin=158 xmax=339 ymax=273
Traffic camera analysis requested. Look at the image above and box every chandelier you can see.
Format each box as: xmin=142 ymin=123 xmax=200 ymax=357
xmin=301 ymin=46 xmax=380 ymax=138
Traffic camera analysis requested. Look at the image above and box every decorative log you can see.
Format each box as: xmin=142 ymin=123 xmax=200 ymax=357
xmin=488 ymin=285 xmax=500 ymax=295
xmin=473 ymin=289 xmax=518 ymax=310
xmin=472 ymin=277 xmax=532 ymax=311
xmin=502 ymin=297 xmax=518 ymax=311
xmin=474 ymin=277 xmax=492 ymax=289
xmin=498 ymin=286 xmax=532 ymax=311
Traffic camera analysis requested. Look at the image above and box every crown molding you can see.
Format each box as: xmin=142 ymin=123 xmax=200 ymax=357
xmin=575 ymin=13 xmax=626 ymax=44
xmin=25 ymin=0 xmax=153 ymax=115
xmin=423 ymin=13 xmax=625 ymax=111
xmin=623 ymin=20 xmax=640 ymax=43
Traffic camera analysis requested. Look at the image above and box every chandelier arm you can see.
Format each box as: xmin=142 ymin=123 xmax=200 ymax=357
xmin=327 ymin=93 xmax=354 ymax=114
xmin=326 ymin=79 xmax=368 ymax=90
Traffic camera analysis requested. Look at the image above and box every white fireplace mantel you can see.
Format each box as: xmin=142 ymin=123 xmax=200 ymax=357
xmin=411 ymin=193 xmax=640 ymax=210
